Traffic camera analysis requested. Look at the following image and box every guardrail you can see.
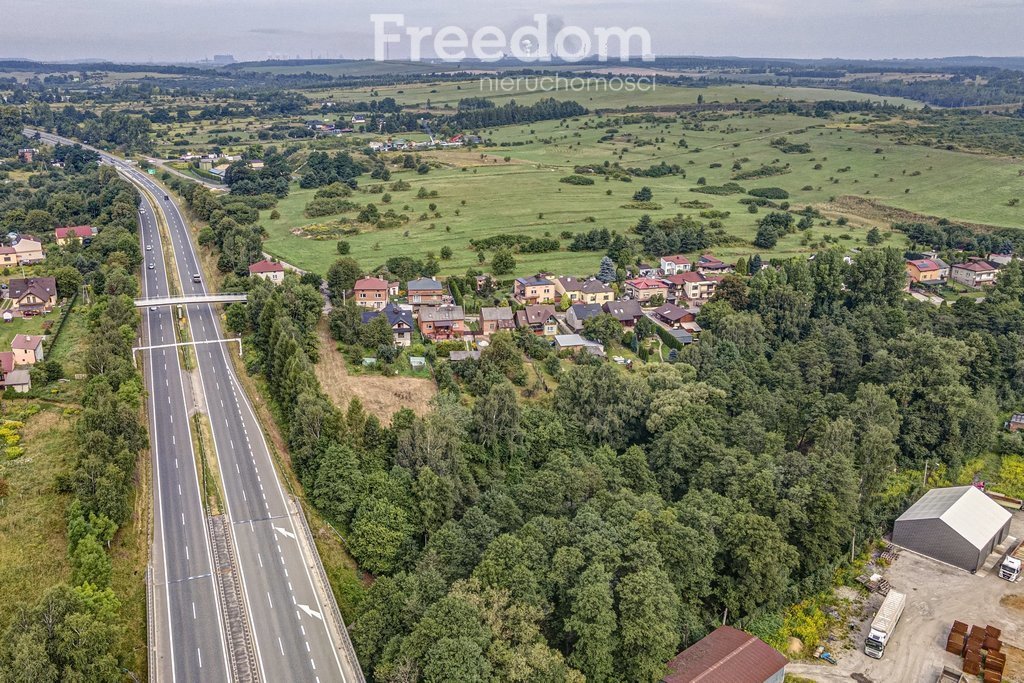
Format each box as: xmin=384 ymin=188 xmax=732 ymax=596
xmin=147 ymin=565 xmax=156 ymax=683
xmin=291 ymin=496 xmax=366 ymax=683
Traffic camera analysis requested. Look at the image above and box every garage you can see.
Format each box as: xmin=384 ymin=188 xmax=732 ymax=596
xmin=892 ymin=485 xmax=1012 ymax=572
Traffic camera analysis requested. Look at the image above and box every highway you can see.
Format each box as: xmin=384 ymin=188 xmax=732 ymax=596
xmin=29 ymin=130 xmax=361 ymax=682
xmin=139 ymin=185 xmax=232 ymax=681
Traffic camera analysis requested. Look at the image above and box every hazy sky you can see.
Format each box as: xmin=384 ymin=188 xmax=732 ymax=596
xmin=2 ymin=0 xmax=1023 ymax=63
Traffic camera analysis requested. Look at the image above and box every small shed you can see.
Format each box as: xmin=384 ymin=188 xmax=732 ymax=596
xmin=892 ymin=486 xmax=1012 ymax=572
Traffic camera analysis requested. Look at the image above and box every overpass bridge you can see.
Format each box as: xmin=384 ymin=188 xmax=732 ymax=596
xmin=135 ymin=293 xmax=248 ymax=308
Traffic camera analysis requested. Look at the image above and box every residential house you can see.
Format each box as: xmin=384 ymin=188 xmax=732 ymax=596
xmin=17 ymin=149 xmax=35 ymax=163
xmin=695 ymin=254 xmax=734 ymax=275
xmin=248 ymin=260 xmax=285 ymax=284
xmin=418 ymin=305 xmax=467 ymax=341
xmin=988 ymin=252 xmax=1015 ymax=267
xmin=407 ymin=277 xmax=445 ymax=306
xmin=566 ymin=303 xmax=603 ymax=332
xmin=11 ymin=334 xmax=44 ymax=365
xmin=351 ymin=114 xmax=367 ymax=125
xmin=0 ymin=246 xmax=16 ymax=267
xmin=624 ymin=277 xmax=669 ymax=304
xmin=361 ymin=304 xmax=414 ymax=347
xmin=662 ymin=626 xmax=786 ymax=683
xmin=603 ymin=300 xmax=643 ymax=328
xmin=513 ymin=275 xmax=555 ymax=305
xmin=951 ymin=260 xmax=998 ymax=288
xmin=247 ymin=159 xmax=265 ymax=170
xmin=354 ymin=277 xmax=390 ymax=310
xmin=635 ymin=263 xmax=660 ymax=278
xmin=665 ymin=271 xmax=717 ymax=302
xmin=0 ymin=352 xmax=29 ymax=393
xmin=653 ymin=303 xmax=696 ymax=329
xmin=660 ymin=255 xmax=692 ymax=275
xmin=9 ymin=277 xmax=58 ymax=313
xmin=554 ymin=334 xmax=605 ymax=357
xmin=669 ymin=329 xmax=694 ymax=345
xmin=555 ymin=277 xmax=614 ymax=305
xmin=906 ymin=258 xmax=948 ymax=284
xmin=479 ymin=306 xmax=515 ymax=336
xmin=13 ymin=235 xmax=45 ymax=264
xmin=515 ymin=304 xmax=558 ymax=336
xmin=1007 ymin=413 xmax=1024 ymax=433
xmin=55 ymin=225 xmax=95 ymax=246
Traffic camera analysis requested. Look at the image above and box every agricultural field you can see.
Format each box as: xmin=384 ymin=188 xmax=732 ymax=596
xmin=314 ymin=79 xmax=926 ymax=111
xmin=257 ymin=106 xmax=1024 ymax=278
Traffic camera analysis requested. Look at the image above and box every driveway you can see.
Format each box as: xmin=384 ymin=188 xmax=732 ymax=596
xmin=789 ymin=510 xmax=1024 ymax=683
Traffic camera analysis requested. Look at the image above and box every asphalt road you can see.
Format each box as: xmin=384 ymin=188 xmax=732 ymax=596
xmin=139 ymin=190 xmax=231 ymax=682
xmin=28 ymin=129 xmax=358 ymax=681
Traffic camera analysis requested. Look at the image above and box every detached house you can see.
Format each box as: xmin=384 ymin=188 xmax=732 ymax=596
xmin=11 ymin=334 xmax=44 ymax=365
xmin=695 ymin=254 xmax=734 ymax=275
xmin=624 ymin=277 xmax=669 ymax=304
xmin=479 ymin=306 xmax=515 ymax=336
xmin=555 ymin=277 xmax=614 ymax=305
xmin=513 ymin=275 xmax=555 ymax=305
xmin=0 ymin=246 xmax=16 ymax=267
xmin=0 ymin=352 xmax=29 ymax=393
xmin=906 ymin=258 xmax=948 ymax=284
xmin=653 ymin=303 xmax=696 ymax=329
xmin=13 ymin=236 xmax=44 ymax=264
xmin=9 ymin=277 xmax=57 ymax=313
xmin=248 ymin=260 xmax=285 ymax=284
xmin=362 ymin=304 xmax=414 ymax=347
xmin=55 ymin=225 xmax=95 ymax=246
xmin=566 ymin=303 xmax=603 ymax=332
xmin=951 ymin=260 xmax=998 ymax=288
xmin=354 ymin=277 xmax=390 ymax=310
xmin=604 ymin=300 xmax=643 ymax=328
xmin=664 ymin=271 xmax=717 ymax=303
xmin=660 ymin=255 xmax=692 ymax=275
xmin=418 ymin=305 xmax=467 ymax=341
xmin=407 ymin=277 xmax=445 ymax=306
xmin=515 ymin=304 xmax=558 ymax=336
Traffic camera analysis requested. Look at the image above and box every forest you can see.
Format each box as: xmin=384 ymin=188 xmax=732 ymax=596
xmin=224 ymin=240 xmax=1024 ymax=682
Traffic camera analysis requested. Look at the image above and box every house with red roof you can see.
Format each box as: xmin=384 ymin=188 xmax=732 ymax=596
xmin=906 ymin=258 xmax=949 ymax=284
xmin=354 ymin=277 xmax=390 ymax=310
xmin=664 ymin=271 xmax=718 ymax=302
xmin=695 ymin=254 xmax=734 ymax=275
xmin=248 ymin=260 xmax=285 ymax=284
xmin=662 ymin=626 xmax=786 ymax=683
xmin=11 ymin=334 xmax=44 ymax=365
xmin=624 ymin=277 xmax=669 ymax=303
xmin=951 ymin=260 xmax=998 ymax=288
xmin=54 ymin=225 xmax=96 ymax=246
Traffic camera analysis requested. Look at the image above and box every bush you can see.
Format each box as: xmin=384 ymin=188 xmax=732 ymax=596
xmin=560 ymin=174 xmax=595 ymax=186
xmin=748 ymin=187 xmax=790 ymax=200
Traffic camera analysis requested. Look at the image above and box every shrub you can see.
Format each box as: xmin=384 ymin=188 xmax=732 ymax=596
xmin=560 ymin=174 xmax=595 ymax=186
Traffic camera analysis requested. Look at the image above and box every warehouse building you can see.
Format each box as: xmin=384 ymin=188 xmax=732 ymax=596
xmin=892 ymin=486 xmax=1012 ymax=572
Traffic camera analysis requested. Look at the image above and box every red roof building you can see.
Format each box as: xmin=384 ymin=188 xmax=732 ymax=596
xmin=662 ymin=626 xmax=786 ymax=683
xmin=354 ymin=277 xmax=390 ymax=310
xmin=54 ymin=225 xmax=95 ymax=244
xmin=248 ymin=260 xmax=285 ymax=284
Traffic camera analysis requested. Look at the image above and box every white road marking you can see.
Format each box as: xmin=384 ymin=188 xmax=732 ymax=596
xmin=181 ymin=513 xmax=184 ymax=525
xmin=267 ymin=592 xmax=273 ymax=609
xmin=272 ymin=526 xmax=296 ymax=540
xmin=197 ymin=648 xmax=202 ymax=668
xmin=297 ymin=604 xmax=322 ymax=620
xmin=278 ymin=637 xmax=285 ymax=656
xmin=257 ymin=553 xmax=263 ymax=568
xmin=192 ymin=602 xmax=196 ymax=619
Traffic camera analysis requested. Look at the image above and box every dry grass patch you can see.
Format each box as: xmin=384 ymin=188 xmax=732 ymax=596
xmin=314 ymin=321 xmax=436 ymax=421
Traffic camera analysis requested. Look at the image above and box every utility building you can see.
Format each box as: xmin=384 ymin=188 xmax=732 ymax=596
xmin=892 ymin=486 xmax=1012 ymax=572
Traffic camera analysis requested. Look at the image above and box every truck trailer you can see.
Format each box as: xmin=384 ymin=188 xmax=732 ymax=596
xmin=864 ymin=590 xmax=906 ymax=659
xmin=999 ymin=539 xmax=1024 ymax=581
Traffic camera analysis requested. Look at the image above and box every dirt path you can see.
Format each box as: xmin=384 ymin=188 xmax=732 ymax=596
xmin=314 ymin=321 xmax=436 ymax=421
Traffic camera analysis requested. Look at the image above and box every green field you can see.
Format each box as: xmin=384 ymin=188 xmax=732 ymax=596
xmin=315 ymin=80 xmax=924 ymax=111
xmin=258 ymin=108 xmax=1024 ymax=278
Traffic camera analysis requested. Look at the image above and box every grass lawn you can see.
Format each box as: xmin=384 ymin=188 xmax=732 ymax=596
xmin=0 ymin=402 xmax=76 ymax=633
xmin=256 ymin=107 xmax=1024 ymax=279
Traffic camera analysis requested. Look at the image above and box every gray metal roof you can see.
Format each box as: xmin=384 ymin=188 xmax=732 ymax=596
xmin=896 ymin=486 xmax=1011 ymax=550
